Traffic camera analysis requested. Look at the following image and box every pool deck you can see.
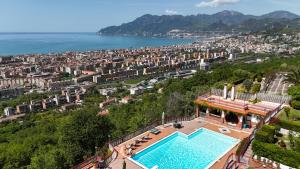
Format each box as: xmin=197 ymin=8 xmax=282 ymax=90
xmin=109 ymin=118 xmax=251 ymax=169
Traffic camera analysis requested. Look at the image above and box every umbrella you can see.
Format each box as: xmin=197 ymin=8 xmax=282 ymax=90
xmin=162 ymin=112 xmax=165 ymax=126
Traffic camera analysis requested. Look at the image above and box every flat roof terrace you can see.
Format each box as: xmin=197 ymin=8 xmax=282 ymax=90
xmin=109 ymin=118 xmax=250 ymax=169
xmin=194 ymin=95 xmax=281 ymax=116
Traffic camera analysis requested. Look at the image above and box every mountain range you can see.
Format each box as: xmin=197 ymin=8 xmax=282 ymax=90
xmin=99 ymin=10 xmax=300 ymax=36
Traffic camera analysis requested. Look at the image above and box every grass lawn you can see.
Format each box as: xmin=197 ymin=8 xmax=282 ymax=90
xmin=278 ymin=108 xmax=300 ymax=121
xmin=124 ymin=77 xmax=147 ymax=85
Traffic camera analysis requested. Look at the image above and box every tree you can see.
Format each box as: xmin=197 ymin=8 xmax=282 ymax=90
xmin=288 ymin=131 xmax=295 ymax=148
xmin=284 ymin=107 xmax=291 ymax=119
xmin=251 ymin=83 xmax=261 ymax=94
xmin=28 ymin=146 xmax=67 ymax=169
xmin=59 ymin=108 xmax=112 ymax=167
xmin=166 ymin=92 xmax=186 ymax=116
xmin=284 ymin=69 xmax=300 ymax=85
xmin=243 ymin=79 xmax=253 ymax=93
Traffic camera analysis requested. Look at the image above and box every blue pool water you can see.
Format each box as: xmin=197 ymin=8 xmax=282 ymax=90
xmin=131 ymin=128 xmax=239 ymax=169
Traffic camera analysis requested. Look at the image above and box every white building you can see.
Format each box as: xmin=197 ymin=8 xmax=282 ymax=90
xmin=4 ymin=107 xmax=15 ymax=116
xmin=129 ymin=86 xmax=144 ymax=95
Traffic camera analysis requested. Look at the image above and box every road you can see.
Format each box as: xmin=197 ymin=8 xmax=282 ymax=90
xmin=266 ymin=74 xmax=290 ymax=95
xmin=0 ymin=113 xmax=25 ymax=123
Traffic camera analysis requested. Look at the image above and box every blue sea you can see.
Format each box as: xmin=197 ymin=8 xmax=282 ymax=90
xmin=0 ymin=33 xmax=193 ymax=56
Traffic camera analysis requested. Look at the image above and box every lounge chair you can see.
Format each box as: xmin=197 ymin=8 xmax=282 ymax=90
xmin=138 ymin=138 xmax=143 ymax=142
xmin=150 ymin=128 xmax=161 ymax=135
xmin=143 ymin=134 xmax=151 ymax=140
xmin=134 ymin=139 xmax=141 ymax=145
xmin=127 ymin=148 xmax=133 ymax=155
xmin=173 ymin=121 xmax=182 ymax=128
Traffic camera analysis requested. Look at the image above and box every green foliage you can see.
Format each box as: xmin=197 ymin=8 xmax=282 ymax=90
xmin=251 ymin=83 xmax=261 ymax=93
xmin=255 ymin=131 xmax=273 ymax=143
xmin=256 ymin=75 xmax=263 ymax=82
xmin=0 ymin=106 xmax=112 ymax=168
xmin=284 ymin=69 xmax=300 ymax=85
xmin=291 ymin=100 xmax=300 ymax=110
xmin=243 ymin=79 xmax=253 ymax=92
xmin=284 ymin=107 xmax=291 ymax=118
xmin=279 ymin=108 xmax=300 ymax=121
xmin=255 ymin=125 xmax=276 ymax=143
xmin=288 ymin=131 xmax=295 ymax=148
xmin=59 ymin=107 xmax=112 ymax=166
xmin=2 ymin=54 xmax=300 ymax=168
xmin=278 ymin=120 xmax=300 ymax=132
xmin=0 ymin=92 xmax=50 ymax=115
xmin=252 ymin=140 xmax=300 ymax=168
xmin=295 ymin=137 xmax=300 ymax=153
xmin=288 ymin=85 xmax=300 ymax=110
xmin=60 ymin=73 xmax=74 ymax=81
xmin=288 ymin=85 xmax=300 ymax=98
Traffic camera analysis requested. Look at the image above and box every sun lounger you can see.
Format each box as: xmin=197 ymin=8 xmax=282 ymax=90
xmin=127 ymin=148 xmax=133 ymax=155
xmin=143 ymin=134 xmax=151 ymax=140
xmin=173 ymin=121 xmax=182 ymax=128
xmin=150 ymin=128 xmax=160 ymax=135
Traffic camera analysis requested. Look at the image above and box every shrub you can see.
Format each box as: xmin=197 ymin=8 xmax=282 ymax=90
xmin=255 ymin=125 xmax=276 ymax=143
xmin=262 ymin=125 xmax=276 ymax=134
xmin=284 ymin=107 xmax=291 ymax=118
xmin=278 ymin=120 xmax=300 ymax=133
xmin=251 ymin=83 xmax=261 ymax=93
xmin=291 ymin=100 xmax=300 ymax=110
xmin=295 ymin=137 xmax=300 ymax=153
xmin=252 ymin=140 xmax=300 ymax=168
xmin=255 ymin=130 xmax=270 ymax=143
xmin=257 ymin=76 xmax=263 ymax=82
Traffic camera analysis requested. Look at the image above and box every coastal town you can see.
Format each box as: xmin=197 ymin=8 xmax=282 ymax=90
xmin=1 ymin=30 xmax=300 ymax=169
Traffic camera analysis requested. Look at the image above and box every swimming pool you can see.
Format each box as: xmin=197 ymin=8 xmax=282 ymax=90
xmin=130 ymin=128 xmax=240 ymax=169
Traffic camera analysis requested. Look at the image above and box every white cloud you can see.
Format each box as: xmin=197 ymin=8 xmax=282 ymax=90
xmin=196 ymin=0 xmax=240 ymax=8
xmin=165 ymin=9 xmax=179 ymax=15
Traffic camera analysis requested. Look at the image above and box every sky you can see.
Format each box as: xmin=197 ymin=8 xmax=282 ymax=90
xmin=0 ymin=0 xmax=299 ymax=32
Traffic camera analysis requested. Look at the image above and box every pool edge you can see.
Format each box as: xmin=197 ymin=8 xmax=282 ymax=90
xmin=128 ymin=128 xmax=240 ymax=169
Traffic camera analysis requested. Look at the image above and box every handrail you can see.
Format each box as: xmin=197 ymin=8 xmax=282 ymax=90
xmin=71 ymin=144 xmax=117 ymax=169
xmin=222 ymin=153 xmax=237 ymax=169
xmin=110 ymin=115 xmax=195 ymax=147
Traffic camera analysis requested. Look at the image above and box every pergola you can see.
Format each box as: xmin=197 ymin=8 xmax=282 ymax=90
xmin=194 ymin=94 xmax=279 ymax=128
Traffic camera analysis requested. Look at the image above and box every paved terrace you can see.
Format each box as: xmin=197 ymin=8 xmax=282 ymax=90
xmin=109 ymin=118 xmax=250 ymax=169
xmin=195 ymin=95 xmax=280 ymax=116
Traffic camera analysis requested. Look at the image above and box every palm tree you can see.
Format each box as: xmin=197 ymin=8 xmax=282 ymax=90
xmin=284 ymin=69 xmax=300 ymax=85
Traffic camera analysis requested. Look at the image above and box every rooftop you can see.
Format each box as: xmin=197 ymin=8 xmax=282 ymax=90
xmin=195 ymin=95 xmax=281 ymax=116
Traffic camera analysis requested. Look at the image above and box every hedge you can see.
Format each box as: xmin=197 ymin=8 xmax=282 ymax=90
xmin=291 ymin=100 xmax=300 ymax=110
xmin=295 ymin=137 xmax=300 ymax=153
xmin=255 ymin=125 xmax=276 ymax=143
xmin=262 ymin=125 xmax=276 ymax=135
xmin=252 ymin=140 xmax=300 ymax=168
xmin=255 ymin=131 xmax=271 ymax=143
xmin=278 ymin=120 xmax=300 ymax=133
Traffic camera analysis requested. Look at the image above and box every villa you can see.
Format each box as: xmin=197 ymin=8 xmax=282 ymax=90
xmin=77 ymin=86 xmax=291 ymax=169
xmin=194 ymin=85 xmax=285 ymax=130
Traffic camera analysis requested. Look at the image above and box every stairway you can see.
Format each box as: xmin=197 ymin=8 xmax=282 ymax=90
xmin=238 ymin=143 xmax=253 ymax=169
